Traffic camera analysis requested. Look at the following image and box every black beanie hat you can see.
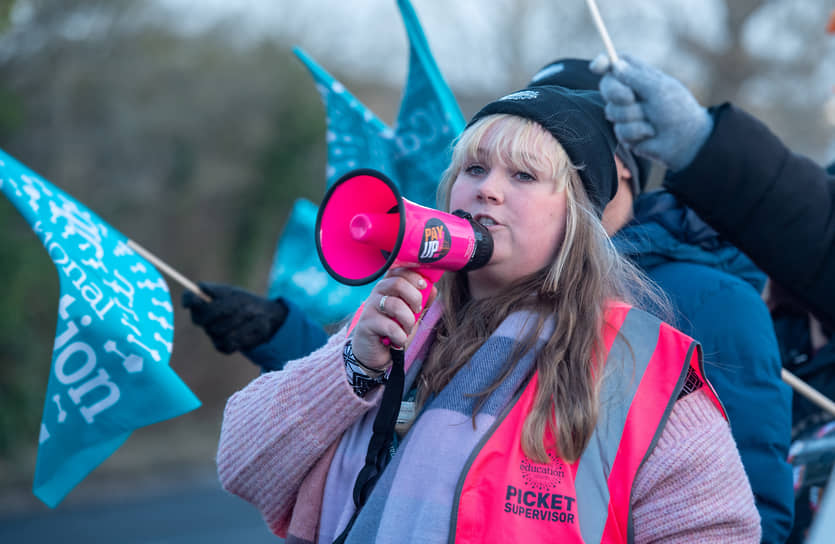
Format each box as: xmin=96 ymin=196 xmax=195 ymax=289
xmin=467 ymin=85 xmax=618 ymax=215
xmin=528 ymin=58 xmax=652 ymax=197
xmin=529 ymin=58 xmax=603 ymax=91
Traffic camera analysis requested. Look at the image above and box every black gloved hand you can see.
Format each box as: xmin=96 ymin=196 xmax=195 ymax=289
xmin=182 ymin=282 xmax=288 ymax=354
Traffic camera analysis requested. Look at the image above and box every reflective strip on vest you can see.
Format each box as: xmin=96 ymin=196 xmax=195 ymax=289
xmin=450 ymin=304 xmax=722 ymax=543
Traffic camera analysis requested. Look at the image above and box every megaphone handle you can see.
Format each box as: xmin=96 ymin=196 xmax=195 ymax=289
xmin=416 ymin=267 xmax=444 ymax=313
xmin=380 ymin=268 xmax=444 ymax=348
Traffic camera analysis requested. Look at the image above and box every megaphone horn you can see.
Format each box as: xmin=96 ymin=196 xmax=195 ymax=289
xmin=315 ymin=168 xmax=493 ymax=312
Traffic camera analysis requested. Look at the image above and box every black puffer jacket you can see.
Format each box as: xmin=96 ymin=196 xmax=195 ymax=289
xmin=664 ymin=104 xmax=835 ymax=329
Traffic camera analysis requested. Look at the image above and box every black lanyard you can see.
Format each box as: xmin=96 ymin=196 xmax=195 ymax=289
xmin=333 ymin=346 xmax=405 ymax=544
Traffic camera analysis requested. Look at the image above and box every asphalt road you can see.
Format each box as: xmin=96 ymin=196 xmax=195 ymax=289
xmin=0 ymin=477 xmax=282 ymax=543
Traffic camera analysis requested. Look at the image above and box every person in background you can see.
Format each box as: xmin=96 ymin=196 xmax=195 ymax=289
xmin=769 ymin=271 xmax=835 ymax=543
xmin=530 ymin=57 xmax=793 ymax=543
xmin=770 ymin=278 xmax=835 ymax=544
xmin=771 ymin=162 xmax=835 ymax=443
xmin=215 ymin=84 xmax=759 ymax=543
xmin=590 ymin=54 xmax=835 ymax=332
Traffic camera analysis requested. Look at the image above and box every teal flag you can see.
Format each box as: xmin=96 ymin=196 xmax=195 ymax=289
xmin=293 ymin=47 xmax=395 ymax=190
xmin=267 ymin=0 xmax=464 ymax=322
xmin=0 ymin=149 xmax=201 ymax=507
xmin=392 ymin=0 xmax=466 ymax=206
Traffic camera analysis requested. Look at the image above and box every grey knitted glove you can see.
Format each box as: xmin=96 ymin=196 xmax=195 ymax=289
xmin=590 ymin=54 xmax=713 ymax=172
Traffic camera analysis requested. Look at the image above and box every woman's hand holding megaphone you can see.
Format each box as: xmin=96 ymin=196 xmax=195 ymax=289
xmin=350 ymin=267 xmax=437 ymax=371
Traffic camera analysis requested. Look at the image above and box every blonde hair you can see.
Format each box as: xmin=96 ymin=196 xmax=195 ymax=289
xmin=417 ymin=114 xmax=664 ymax=463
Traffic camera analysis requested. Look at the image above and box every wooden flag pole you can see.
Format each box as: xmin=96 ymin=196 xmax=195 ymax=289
xmin=584 ymin=0 xmax=620 ymax=64
xmin=782 ymin=368 xmax=835 ymax=418
xmin=127 ymin=239 xmax=211 ymax=302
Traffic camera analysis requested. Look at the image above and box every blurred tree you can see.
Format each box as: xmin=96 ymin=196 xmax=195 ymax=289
xmin=231 ymin=66 xmax=326 ymax=285
xmin=0 ymin=0 xmax=330 ymax=479
xmin=0 ymin=0 xmax=50 ymax=464
xmin=0 ymin=0 xmax=13 ymax=32
xmin=0 ymin=212 xmax=55 ymax=459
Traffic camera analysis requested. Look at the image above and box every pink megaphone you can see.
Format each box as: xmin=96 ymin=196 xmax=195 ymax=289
xmin=316 ymin=169 xmax=493 ymax=314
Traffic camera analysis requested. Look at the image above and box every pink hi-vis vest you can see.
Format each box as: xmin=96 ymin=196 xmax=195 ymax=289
xmin=449 ymin=303 xmax=725 ymax=544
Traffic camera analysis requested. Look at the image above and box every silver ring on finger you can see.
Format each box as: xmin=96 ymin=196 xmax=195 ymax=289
xmin=378 ymin=295 xmax=389 ymax=315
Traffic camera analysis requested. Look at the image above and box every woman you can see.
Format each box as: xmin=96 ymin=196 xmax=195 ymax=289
xmin=216 ymin=85 xmax=760 ymax=543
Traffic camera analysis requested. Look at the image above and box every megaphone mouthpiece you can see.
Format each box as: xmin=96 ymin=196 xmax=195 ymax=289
xmin=350 ymin=212 xmax=400 ymax=249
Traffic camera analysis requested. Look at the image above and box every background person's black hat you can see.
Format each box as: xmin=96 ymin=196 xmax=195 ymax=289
xmin=529 ymin=58 xmax=603 ymax=93
xmin=528 ymin=58 xmax=652 ymax=197
xmin=468 ymin=85 xmax=617 ymax=215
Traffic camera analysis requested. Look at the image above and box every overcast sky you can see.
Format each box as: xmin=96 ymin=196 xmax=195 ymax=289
xmin=152 ymin=0 xmax=734 ymax=91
